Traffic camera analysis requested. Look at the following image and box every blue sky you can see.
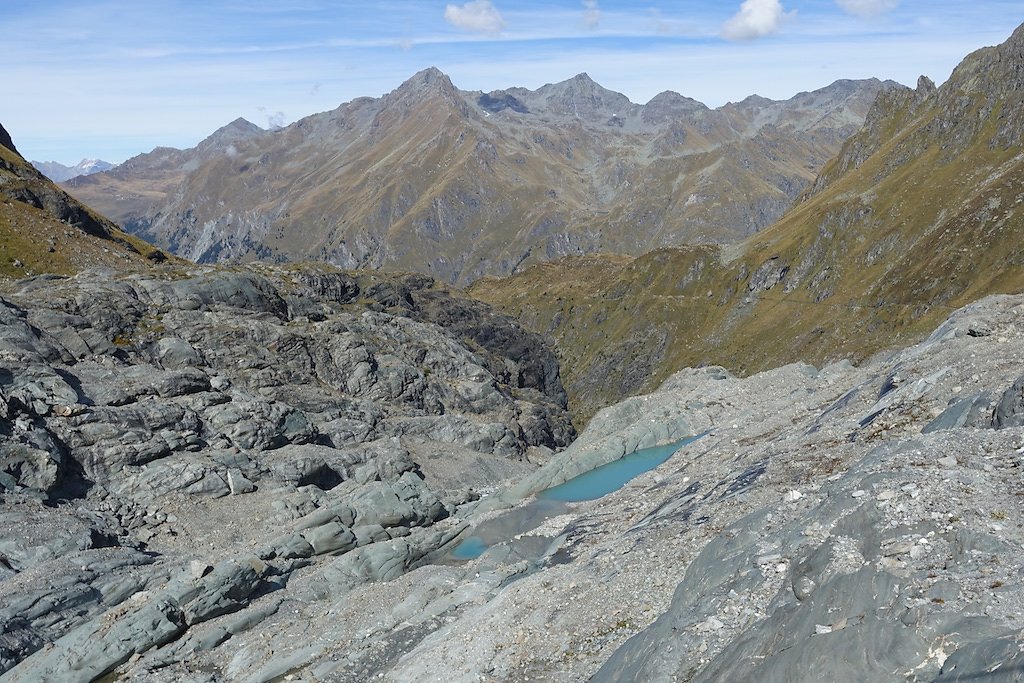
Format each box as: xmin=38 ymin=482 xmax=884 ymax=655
xmin=5 ymin=1 xmax=1021 ymax=165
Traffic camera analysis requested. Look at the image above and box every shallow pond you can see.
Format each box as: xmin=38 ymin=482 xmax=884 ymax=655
xmin=538 ymin=436 xmax=700 ymax=502
xmin=451 ymin=436 xmax=699 ymax=560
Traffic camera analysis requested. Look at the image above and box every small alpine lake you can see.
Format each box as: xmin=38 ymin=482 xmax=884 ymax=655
xmin=451 ymin=435 xmax=701 ymax=561
xmin=538 ymin=436 xmax=701 ymax=503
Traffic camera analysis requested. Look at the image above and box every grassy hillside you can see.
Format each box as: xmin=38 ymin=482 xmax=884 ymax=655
xmin=0 ymin=128 xmax=170 ymax=278
xmin=471 ymin=24 xmax=1024 ymax=424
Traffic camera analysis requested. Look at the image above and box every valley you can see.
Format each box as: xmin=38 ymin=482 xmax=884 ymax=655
xmin=2 ymin=17 xmax=1024 ymax=683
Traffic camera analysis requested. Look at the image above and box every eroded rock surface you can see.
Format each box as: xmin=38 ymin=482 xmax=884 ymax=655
xmin=0 ymin=263 xmax=572 ymax=681
xmin=374 ymin=294 xmax=1024 ymax=683
xmin=5 ymin=269 xmax=1024 ymax=682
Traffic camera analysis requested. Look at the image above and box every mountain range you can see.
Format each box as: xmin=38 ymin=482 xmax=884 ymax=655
xmin=4 ymin=19 xmax=1024 ymax=683
xmin=31 ymin=158 xmax=114 ymax=183
xmin=472 ymin=22 xmax=1024 ymax=422
xmin=64 ymin=70 xmax=894 ymax=285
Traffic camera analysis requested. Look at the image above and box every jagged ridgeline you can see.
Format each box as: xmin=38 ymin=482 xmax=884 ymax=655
xmin=6 ymin=22 xmax=1024 ymax=683
xmin=473 ymin=22 xmax=1024 ymax=423
xmin=64 ymin=70 xmax=893 ymax=285
xmin=31 ymin=159 xmax=115 ymax=184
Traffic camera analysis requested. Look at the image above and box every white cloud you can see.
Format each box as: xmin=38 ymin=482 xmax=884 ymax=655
xmin=583 ymin=1 xmax=600 ymax=30
xmin=258 ymin=107 xmax=287 ymax=130
xmin=444 ymin=1 xmax=505 ymax=36
xmin=836 ymin=0 xmax=899 ymax=18
xmin=721 ymin=0 xmax=790 ymax=41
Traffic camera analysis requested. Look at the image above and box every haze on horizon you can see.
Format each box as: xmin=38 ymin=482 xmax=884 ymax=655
xmin=7 ymin=0 xmax=1021 ymax=165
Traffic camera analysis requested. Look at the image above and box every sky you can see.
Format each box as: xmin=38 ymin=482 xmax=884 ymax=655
xmin=5 ymin=1 xmax=1022 ymax=165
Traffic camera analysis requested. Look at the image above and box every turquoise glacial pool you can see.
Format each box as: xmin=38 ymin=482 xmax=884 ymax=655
xmin=450 ymin=435 xmax=699 ymax=560
xmin=537 ymin=435 xmax=700 ymax=503
xmin=450 ymin=536 xmax=490 ymax=560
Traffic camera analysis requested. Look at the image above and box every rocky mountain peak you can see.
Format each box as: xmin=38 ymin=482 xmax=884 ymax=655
xmin=378 ymin=66 xmax=469 ymax=121
xmin=551 ymin=72 xmax=612 ymax=96
xmin=947 ymin=21 xmax=1024 ymax=92
xmin=199 ymin=117 xmax=262 ymax=147
xmin=391 ymin=66 xmax=460 ymax=100
xmin=360 ymin=68 xmax=470 ymax=142
xmin=568 ymin=72 xmax=596 ymax=86
xmin=641 ymin=90 xmax=709 ymax=125
xmin=928 ymin=21 xmax=1024 ymax=150
xmin=645 ymin=90 xmax=704 ymax=108
xmin=211 ymin=118 xmax=257 ymax=138
xmin=534 ymin=72 xmax=635 ymax=120
xmin=1009 ymin=20 xmax=1024 ymax=48
xmin=225 ymin=116 xmax=261 ymax=132
xmin=414 ymin=65 xmax=448 ymax=82
xmin=910 ymin=75 xmax=937 ymax=107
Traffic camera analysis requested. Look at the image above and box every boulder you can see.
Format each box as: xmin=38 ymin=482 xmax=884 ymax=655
xmin=301 ymin=521 xmax=357 ymax=555
xmin=114 ymin=456 xmax=230 ymax=500
xmin=154 ymin=336 xmax=202 ymax=369
xmin=0 ymin=442 xmax=62 ymax=493
xmin=178 ymin=557 xmax=268 ymax=625
xmin=991 ymin=374 xmax=1024 ymax=428
xmin=350 ymin=472 xmax=447 ymax=529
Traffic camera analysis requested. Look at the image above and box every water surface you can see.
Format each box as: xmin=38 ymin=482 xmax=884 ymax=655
xmin=450 ymin=436 xmax=699 ymax=560
xmin=538 ymin=435 xmax=700 ymax=502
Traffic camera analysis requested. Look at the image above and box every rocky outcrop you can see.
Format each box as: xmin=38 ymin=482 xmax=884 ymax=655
xmin=991 ymin=374 xmax=1024 ymax=428
xmin=5 ymin=272 xmax=1024 ymax=682
xmin=0 ymin=262 xmax=572 ymax=681
xmin=0 ymin=122 xmax=19 ymax=157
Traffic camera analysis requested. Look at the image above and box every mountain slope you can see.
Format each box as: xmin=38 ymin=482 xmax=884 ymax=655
xmin=0 ymin=122 xmax=168 ymax=278
xmin=65 ymin=70 xmax=893 ymax=285
xmin=471 ymin=23 xmax=1024 ymax=423
xmin=63 ymin=117 xmax=264 ymax=236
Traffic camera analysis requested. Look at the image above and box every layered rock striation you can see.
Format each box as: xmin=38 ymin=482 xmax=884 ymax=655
xmin=0 ymin=263 xmax=572 ymax=681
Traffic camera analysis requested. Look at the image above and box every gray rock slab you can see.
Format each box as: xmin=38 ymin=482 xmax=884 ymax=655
xmin=3 ymin=598 xmax=186 ymax=683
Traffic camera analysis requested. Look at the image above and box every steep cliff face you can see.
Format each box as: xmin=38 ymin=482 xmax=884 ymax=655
xmin=65 ymin=70 xmax=893 ymax=285
xmin=0 ymin=123 xmax=19 ymax=156
xmin=472 ymin=23 xmax=1024 ymax=423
